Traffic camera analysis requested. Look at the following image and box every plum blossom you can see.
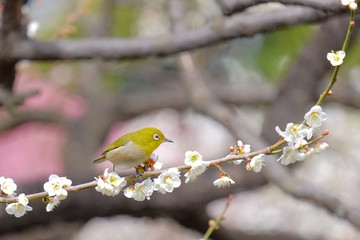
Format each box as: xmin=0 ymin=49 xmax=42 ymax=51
xmin=315 ymin=142 xmax=329 ymax=153
xmin=5 ymin=193 xmax=32 ymax=217
xmin=304 ymin=105 xmax=327 ymax=128
xmin=327 ymin=50 xmax=345 ymax=66
xmin=233 ymin=140 xmax=251 ymax=165
xmin=275 ymin=123 xmax=308 ymax=146
xmin=153 ymin=168 xmax=181 ymax=194
xmin=277 ymin=146 xmax=306 ymax=165
xmin=95 ymin=168 xmax=127 ymax=196
xmin=213 ymin=176 xmax=235 ymax=188
xmin=184 ymin=151 xmax=203 ymax=166
xmin=248 ymin=154 xmax=266 ymax=173
xmin=43 ymin=174 xmax=72 ymax=200
xmin=184 ymin=162 xmax=210 ymax=183
xmin=342 ymin=0 xmax=358 ymax=10
xmin=0 ymin=177 xmax=17 ymax=196
xmin=124 ymin=178 xmax=154 ymax=201
xmin=45 ymin=196 xmax=60 ymax=212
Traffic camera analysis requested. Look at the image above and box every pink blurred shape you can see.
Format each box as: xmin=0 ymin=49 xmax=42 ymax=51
xmin=0 ymin=73 xmax=86 ymax=184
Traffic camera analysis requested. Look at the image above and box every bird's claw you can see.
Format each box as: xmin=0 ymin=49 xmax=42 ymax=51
xmin=135 ymin=166 xmax=145 ymax=179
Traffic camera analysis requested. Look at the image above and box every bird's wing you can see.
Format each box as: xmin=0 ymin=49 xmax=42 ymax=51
xmin=101 ymin=134 xmax=132 ymax=155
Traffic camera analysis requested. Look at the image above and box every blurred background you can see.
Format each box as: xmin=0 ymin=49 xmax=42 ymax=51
xmin=0 ymin=0 xmax=360 ymax=239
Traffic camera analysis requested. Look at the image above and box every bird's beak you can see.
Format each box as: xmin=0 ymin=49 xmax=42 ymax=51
xmin=162 ymin=138 xmax=174 ymax=143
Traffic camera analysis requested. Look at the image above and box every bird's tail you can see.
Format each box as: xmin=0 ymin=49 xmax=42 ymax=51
xmin=92 ymin=156 xmax=106 ymax=163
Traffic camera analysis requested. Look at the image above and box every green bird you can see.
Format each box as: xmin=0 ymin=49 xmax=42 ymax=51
xmin=93 ymin=127 xmax=173 ymax=172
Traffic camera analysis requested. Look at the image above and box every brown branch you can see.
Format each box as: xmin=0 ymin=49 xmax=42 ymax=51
xmin=10 ymin=6 xmax=334 ymax=61
xmin=0 ymin=165 xmax=267 ymax=234
xmin=1 ymin=0 xmax=24 ymax=36
xmin=218 ymin=0 xmax=347 ymax=16
xmin=0 ymin=0 xmax=25 ymax=91
xmin=0 ymin=110 xmax=69 ymax=132
xmin=0 ymin=87 xmax=39 ymax=109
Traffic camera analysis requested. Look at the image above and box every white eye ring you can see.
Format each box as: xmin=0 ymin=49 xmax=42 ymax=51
xmin=153 ymin=134 xmax=160 ymax=141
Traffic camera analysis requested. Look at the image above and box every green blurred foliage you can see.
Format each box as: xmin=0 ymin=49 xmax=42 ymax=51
xmin=254 ymin=25 xmax=314 ymax=82
xmin=206 ymin=25 xmax=314 ymax=86
xmin=342 ymin=38 xmax=360 ymax=68
xmin=111 ymin=7 xmax=140 ymax=37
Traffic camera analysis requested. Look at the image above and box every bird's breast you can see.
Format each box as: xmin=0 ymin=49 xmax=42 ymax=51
xmin=105 ymin=141 xmax=148 ymax=170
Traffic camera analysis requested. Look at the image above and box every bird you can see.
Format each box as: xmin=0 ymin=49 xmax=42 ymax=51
xmin=93 ymin=127 xmax=173 ymax=173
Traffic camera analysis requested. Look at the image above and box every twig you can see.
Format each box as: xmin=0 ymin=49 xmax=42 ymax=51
xmin=0 ymin=110 xmax=69 ymax=132
xmin=317 ymin=9 xmax=356 ymax=106
xmin=202 ymin=194 xmax=233 ymax=240
xmin=0 ymin=143 xmax=282 ymax=203
xmin=0 ymin=87 xmax=39 ymax=110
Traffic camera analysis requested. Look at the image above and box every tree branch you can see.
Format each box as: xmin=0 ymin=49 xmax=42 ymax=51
xmin=0 ymin=0 xmax=25 ymax=90
xmin=0 ymin=164 xmax=267 ymax=234
xmin=0 ymin=87 xmax=39 ymax=109
xmin=218 ymin=0 xmax=347 ymax=16
xmin=10 ymin=6 xmax=335 ymax=61
xmin=0 ymin=110 xmax=69 ymax=132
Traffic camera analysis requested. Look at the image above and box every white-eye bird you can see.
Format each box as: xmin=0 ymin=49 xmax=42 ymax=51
xmin=93 ymin=127 xmax=173 ymax=172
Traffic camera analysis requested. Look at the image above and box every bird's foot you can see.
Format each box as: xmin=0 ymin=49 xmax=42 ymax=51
xmin=143 ymin=158 xmax=156 ymax=171
xmin=135 ymin=165 xmax=145 ymax=178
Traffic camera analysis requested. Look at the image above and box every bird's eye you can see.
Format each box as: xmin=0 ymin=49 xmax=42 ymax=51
xmin=153 ymin=134 xmax=160 ymax=141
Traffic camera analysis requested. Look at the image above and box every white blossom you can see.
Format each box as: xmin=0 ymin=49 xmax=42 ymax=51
xmin=275 ymin=123 xmax=307 ymax=146
xmin=184 ymin=162 xmax=209 ymax=183
xmin=213 ymin=176 xmax=235 ymax=188
xmin=95 ymin=168 xmax=127 ymax=196
xmin=0 ymin=177 xmax=17 ymax=196
xmin=237 ymin=140 xmax=251 ymax=153
xmin=249 ymin=154 xmax=266 ymax=173
xmin=46 ymin=196 xmax=60 ymax=212
xmin=342 ymin=0 xmax=358 ymax=10
xmin=233 ymin=140 xmax=251 ymax=165
xmin=349 ymin=2 xmax=358 ymax=10
xmin=304 ymin=105 xmax=327 ymax=128
xmin=305 ymin=126 xmax=314 ymax=140
xmin=277 ymin=146 xmax=305 ymax=165
xmin=327 ymin=50 xmax=345 ymax=66
xmin=5 ymin=193 xmax=32 ymax=217
xmin=315 ymin=142 xmax=329 ymax=153
xmin=150 ymin=153 xmax=163 ymax=170
xmin=184 ymin=151 xmax=203 ymax=166
xmin=123 ymin=186 xmax=135 ymax=199
xmin=153 ymin=168 xmax=181 ymax=194
xmin=124 ymin=178 xmax=154 ymax=201
xmin=342 ymin=0 xmax=354 ymax=5
xmin=233 ymin=159 xmax=244 ymax=165
xmin=43 ymin=174 xmax=72 ymax=200
xmin=305 ymin=147 xmax=315 ymax=158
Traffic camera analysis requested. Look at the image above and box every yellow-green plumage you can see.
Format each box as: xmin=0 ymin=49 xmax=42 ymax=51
xmin=93 ymin=127 xmax=172 ymax=170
